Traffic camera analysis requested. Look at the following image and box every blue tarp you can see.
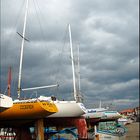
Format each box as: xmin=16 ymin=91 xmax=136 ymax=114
xmin=45 ymin=127 xmax=78 ymax=139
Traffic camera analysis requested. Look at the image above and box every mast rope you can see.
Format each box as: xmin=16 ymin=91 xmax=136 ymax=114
xmin=1 ymin=0 xmax=25 ymax=97
xmin=32 ymin=0 xmax=60 ymax=96
xmin=32 ymin=0 xmax=48 ymax=45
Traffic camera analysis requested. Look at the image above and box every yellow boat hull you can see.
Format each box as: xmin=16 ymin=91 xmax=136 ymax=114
xmin=0 ymin=101 xmax=58 ymax=120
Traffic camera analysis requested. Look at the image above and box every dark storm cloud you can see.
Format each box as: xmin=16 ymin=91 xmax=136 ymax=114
xmin=0 ymin=0 xmax=139 ymax=110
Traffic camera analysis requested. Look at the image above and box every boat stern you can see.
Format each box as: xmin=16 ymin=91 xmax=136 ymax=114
xmin=77 ymin=103 xmax=87 ymax=115
xmin=39 ymin=101 xmax=58 ymax=113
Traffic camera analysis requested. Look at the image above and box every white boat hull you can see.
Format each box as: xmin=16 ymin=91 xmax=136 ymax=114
xmin=0 ymin=94 xmax=13 ymax=110
xmin=83 ymin=109 xmax=107 ymax=119
xmin=101 ymin=111 xmax=121 ymax=120
xmin=48 ymin=101 xmax=87 ymax=117
xmin=84 ymin=112 xmax=105 ymax=119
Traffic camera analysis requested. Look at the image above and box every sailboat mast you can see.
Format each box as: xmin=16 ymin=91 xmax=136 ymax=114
xmin=77 ymin=44 xmax=81 ymax=94
xmin=68 ymin=24 xmax=77 ymax=101
xmin=17 ymin=0 xmax=29 ymax=98
xmin=77 ymin=43 xmax=83 ymax=102
xmin=7 ymin=66 xmax=12 ymax=97
xmin=99 ymin=100 xmax=102 ymax=108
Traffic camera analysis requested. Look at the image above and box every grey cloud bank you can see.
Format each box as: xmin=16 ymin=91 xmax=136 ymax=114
xmin=0 ymin=0 xmax=139 ymax=110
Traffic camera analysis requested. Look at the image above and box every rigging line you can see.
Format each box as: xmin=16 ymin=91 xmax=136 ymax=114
xmin=2 ymin=0 xmax=25 ymax=94
xmin=14 ymin=0 xmax=26 ymax=91
xmin=15 ymin=0 xmax=27 ymax=31
xmin=32 ymin=0 xmax=48 ymax=45
xmin=33 ymin=0 xmax=59 ymax=93
xmin=33 ymin=0 xmax=50 ymax=49
xmin=53 ymin=25 xmax=69 ymax=99
xmin=2 ymin=0 xmax=25 ymax=58
xmin=22 ymin=0 xmax=59 ymax=97
xmin=56 ymin=25 xmax=69 ymax=82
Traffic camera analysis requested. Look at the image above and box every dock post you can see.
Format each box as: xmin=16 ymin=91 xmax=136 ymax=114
xmin=95 ymin=134 xmax=99 ymax=140
xmin=94 ymin=125 xmax=99 ymax=140
xmin=74 ymin=118 xmax=88 ymax=139
xmin=14 ymin=127 xmax=31 ymax=140
xmin=35 ymin=119 xmax=44 ymax=140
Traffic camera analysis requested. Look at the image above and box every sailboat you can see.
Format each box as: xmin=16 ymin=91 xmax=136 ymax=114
xmin=83 ymin=101 xmax=108 ymax=120
xmin=0 ymin=0 xmax=58 ymax=120
xmin=0 ymin=67 xmax=13 ymax=112
xmin=0 ymin=94 xmax=13 ymax=112
xmin=92 ymin=105 xmax=125 ymax=140
xmin=84 ymin=100 xmax=121 ymax=121
xmin=48 ymin=24 xmax=87 ymax=118
xmin=48 ymin=99 xmax=86 ymax=117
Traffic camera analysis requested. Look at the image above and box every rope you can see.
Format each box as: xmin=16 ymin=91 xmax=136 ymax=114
xmin=1 ymin=0 xmax=26 ymax=96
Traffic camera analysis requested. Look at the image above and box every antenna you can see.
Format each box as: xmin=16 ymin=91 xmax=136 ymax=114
xmin=17 ymin=0 xmax=29 ymax=98
xmin=68 ymin=24 xmax=77 ymax=101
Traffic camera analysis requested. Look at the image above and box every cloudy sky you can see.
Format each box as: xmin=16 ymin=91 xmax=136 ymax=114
xmin=0 ymin=0 xmax=139 ymax=110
